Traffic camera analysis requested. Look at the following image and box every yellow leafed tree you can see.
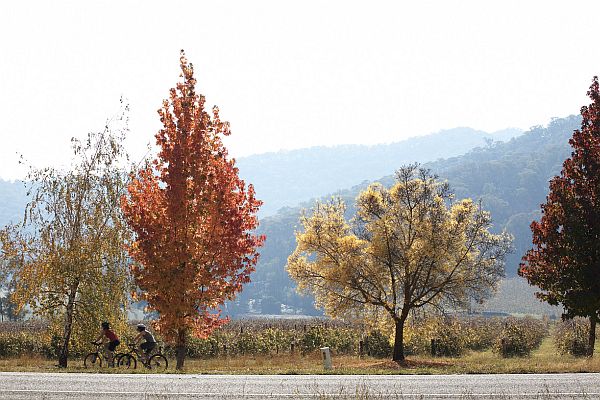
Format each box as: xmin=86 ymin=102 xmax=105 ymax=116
xmin=0 ymin=112 xmax=132 ymax=367
xmin=287 ymin=164 xmax=512 ymax=361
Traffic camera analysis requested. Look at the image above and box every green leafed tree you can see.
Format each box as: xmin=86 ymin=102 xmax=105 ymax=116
xmin=0 ymin=111 xmax=132 ymax=367
xmin=520 ymin=77 xmax=600 ymax=356
xmin=287 ymin=165 xmax=512 ymax=362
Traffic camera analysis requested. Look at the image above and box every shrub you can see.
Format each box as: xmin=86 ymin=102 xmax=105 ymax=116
xmin=403 ymin=332 xmax=429 ymax=355
xmin=554 ymin=318 xmax=591 ymax=356
xmin=431 ymin=319 xmax=465 ymax=357
xmin=493 ymin=317 xmax=548 ymax=357
xmin=299 ymin=326 xmax=326 ymax=354
xmin=185 ymin=336 xmax=220 ymax=358
xmin=325 ymin=328 xmax=359 ymax=355
xmin=235 ymin=331 xmax=264 ymax=355
xmin=363 ymin=330 xmax=392 ymax=358
xmin=259 ymin=328 xmax=294 ymax=355
xmin=1 ymin=316 xmax=554 ymax=361
xmin=403 ymin=317 xmax=503 ymax=356
xmin=0 ymin=331 xmax=44 ymax=358
xmin=402 ymin=319 xmax=433 ymax=356
xmin=461 ymin=317 xmax=502 ymax=351
xmin=43 ymin=334 xmax=62 ymax=359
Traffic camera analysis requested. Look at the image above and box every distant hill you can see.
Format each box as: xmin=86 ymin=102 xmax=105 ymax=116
xmin=1 ymin=118 xmax=575 ymax=318
xmin=237 ymin=127 xmax=522 ymax=216
xmin=480 ymin=277 xmax=560 ymax=317
xmin=0 ymin=127 xmax=521 ymax=229
xmin=230 ymin=116 xmax=580 ymax=317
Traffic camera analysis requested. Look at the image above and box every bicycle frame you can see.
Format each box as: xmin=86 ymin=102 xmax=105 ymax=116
xmin=117 ymin=342 xmax=168 ymax=370
xmin=84 ymin=342 xmax=115 ymax=368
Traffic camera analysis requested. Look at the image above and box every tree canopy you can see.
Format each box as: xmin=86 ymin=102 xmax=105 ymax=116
xmin=0 ymin=115 xmax=132 ymax=367
xmin=121 ymin=51 xmax=264 ymax=369
xmin=287 ymin=165 xmax=511 ymax=361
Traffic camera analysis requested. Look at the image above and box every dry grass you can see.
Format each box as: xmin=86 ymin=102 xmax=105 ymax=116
xmin=0 ymin=355 xmax=58 ymax=372
xmin=2 ymin=336 xmax=600 ymax=374
xmin=173 ymin=335 xmax=600 ymax=375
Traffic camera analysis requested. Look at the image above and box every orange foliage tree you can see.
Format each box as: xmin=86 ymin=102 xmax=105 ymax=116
xmin=121 ymin=51 xmax=264 ymax=369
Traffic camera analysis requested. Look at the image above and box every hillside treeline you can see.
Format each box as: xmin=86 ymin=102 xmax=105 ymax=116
xmin=237 ymin=127 xmax=521 ymax=216
xmin=233 ymin=115 xmax=580 ymax=316
xmin=0 ymin=116 xmax=580 ymax=319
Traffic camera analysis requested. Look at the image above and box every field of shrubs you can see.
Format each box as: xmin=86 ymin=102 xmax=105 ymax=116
xmin=1 ymin=315 xmax=597 ymax=365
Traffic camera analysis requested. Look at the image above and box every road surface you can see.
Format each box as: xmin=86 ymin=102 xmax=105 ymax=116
xmin=0 ymin=372 xmax=599 ymax=399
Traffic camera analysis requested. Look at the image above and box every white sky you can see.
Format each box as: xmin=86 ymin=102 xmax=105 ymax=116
xmin=1 ymin=1 xmax=599 ymax=180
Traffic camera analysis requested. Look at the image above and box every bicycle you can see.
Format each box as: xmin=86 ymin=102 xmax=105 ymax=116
xmin=116 ymin=342 xmax=168 ymax=371
xmin=83 ymin=341 xmax=119 ymax=368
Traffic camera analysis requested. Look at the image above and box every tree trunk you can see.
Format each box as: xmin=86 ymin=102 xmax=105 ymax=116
xmin=392 ymin=318 xmax=406 ymax=362
xmin=588 ymin=315 xmax=597 ymax=357
xmin=175 ymin=329 xmax=187 ymax=370
xmin=58 ymin=284 xmax=78 ymax=368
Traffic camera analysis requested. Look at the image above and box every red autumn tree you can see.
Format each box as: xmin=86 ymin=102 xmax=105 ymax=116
xmin=121 ymin=51 xmax=264 ymax=369
xmin=520 ymin=76 xmax=600 ymax=356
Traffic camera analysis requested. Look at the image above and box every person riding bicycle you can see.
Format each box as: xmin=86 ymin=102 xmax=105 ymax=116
xmin=134 ymin=323 xmax=156 ymax=363
xmin=93 ymin=321 xmax=120 ymax=367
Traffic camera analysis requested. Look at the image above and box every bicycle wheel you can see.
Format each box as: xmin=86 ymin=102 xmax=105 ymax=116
xmin=113 ymin=352 xmax=126 ymax=362
xmin=117 ymin=354 xmax=137 ymax=369
xmin=147 ymin=354 xmax=168 ymax=371
xmin=83 ymin=352 xmax=102 ymax=368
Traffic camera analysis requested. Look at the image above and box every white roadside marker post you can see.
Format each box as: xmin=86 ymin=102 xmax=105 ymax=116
xmin=320 ymin=347 xmax=332 ymax=370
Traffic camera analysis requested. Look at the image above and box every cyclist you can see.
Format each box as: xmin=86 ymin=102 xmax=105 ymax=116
xmin=93 ymin=321 xmax=120 ymax=367
xmin=134 ymin=323 xmax=157 ymax=364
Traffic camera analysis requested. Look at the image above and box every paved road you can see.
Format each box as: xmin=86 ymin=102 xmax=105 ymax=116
xmin=0 ymin=372 xmax=599 ymax=399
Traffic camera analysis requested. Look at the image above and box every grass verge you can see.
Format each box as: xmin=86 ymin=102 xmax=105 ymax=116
xmin=1 ymin=336 xmax=600 ymax=374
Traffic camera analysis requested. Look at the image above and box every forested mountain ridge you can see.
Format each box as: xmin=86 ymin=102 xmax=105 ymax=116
xmin=237 ymin=127 xmax=522 ymax=216
xmin=0 ymin=127 xmax=520 ymax=228
xmin=0 ymin=117 xmax=577 ymax=317
xmin=426 ymin=116 xmax=580 ymax=276
xmin=233 ymin=115 xmax=580 ymax=316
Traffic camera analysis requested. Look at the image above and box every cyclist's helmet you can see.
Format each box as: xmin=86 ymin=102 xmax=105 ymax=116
xmin=136 ymin=323 xmax=146 ymax=332
xmin=101 ymin=321 xmax=110 ymax=329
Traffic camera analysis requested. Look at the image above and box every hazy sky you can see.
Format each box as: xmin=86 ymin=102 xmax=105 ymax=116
xmin=1 ymin=1 xmax=599 ymax=180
